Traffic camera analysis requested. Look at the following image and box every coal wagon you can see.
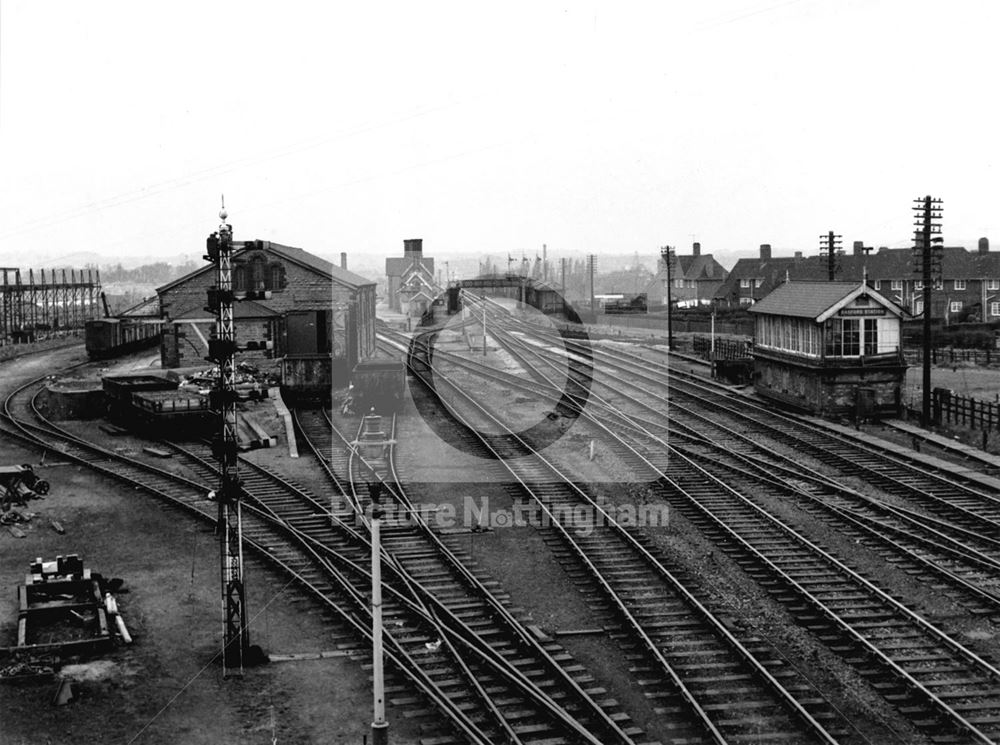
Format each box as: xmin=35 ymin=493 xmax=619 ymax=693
xmin=352 ymin=359 xmax=406 ymax=414
xmin=86 ymin=318 xmax=163 ymax=360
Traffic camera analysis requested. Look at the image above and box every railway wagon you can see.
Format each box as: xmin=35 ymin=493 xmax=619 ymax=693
xmin=85 ymin=318 xmax=163 ymax=360
xmin=281 ymin=355 xmax=333 ymax=403
xmin=130 ymin=390 xmax=211 ymax=437
xmin=102 ymin=374 xmax=178 ymax=421
xmin=352 ymin=359 xmax=406 ymax=414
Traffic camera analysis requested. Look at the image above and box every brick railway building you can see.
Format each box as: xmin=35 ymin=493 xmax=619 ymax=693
xmin=749 ymin=280 xmax=907 ymax=418
xmin=156 ymin=240 xmax=376 ymax=384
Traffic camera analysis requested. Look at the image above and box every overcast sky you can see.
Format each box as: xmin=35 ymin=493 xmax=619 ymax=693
xmin=0 ymin=1 xmax=996 ymax=267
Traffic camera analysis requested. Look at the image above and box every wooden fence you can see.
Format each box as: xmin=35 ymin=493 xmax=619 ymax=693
xmin=930 ymin=388 xmax=1000 ymax=430
xmin=904 ymin=346 xmax=1000 ymax=366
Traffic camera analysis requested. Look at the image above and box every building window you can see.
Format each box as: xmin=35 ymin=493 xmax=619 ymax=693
xmin=872 ymin=280 xmax=880 ymax=290
xmin=950 ymin=301 xmax=963 ymax=313
xmin=740 ymin=278 xmax=751 ymax=288
xmin=992 ymin=302 xmax=1000 ymax=316
xmin=914 ymin=300 xmax=924 ymax=315
xmin=891 ymin=280 xmax=903 ymax=290
xmin=915 ymin=280 xmax=923 ymax=290
xmin=934 ymin=279 xmax=943 ymax=290
xmin=739 ymin=297 xmax=753 ymax=305
xmin=233 ymin=265 xmax=247 ymax=292
xmin=675 ymin=278 xmax=684 ymax=288
xmin=249 ymin=254 xmax=267 ymax=291
xmin=864 ymin=319 xmax=878 ymax=355
xmin=825 ymin=318 xmax=860 ymax=356
xmin=989 ymin=280 xmax=1000 ymax=291
xmin=954 ymin=279 xmax=966 ymax=290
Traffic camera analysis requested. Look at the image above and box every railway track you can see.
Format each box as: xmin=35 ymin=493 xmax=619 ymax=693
xmin=289 ymin=405 xmax=657 ymax=745
xmin=3 ymin=373 xmax=632 ymax=745
xmin=386 ymin=328 xmax=858 ymax=745
xmin=438 ymin=301 xmax=1000 ymax=743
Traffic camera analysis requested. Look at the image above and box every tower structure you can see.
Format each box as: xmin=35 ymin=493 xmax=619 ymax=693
xmin=204 ymin=204 xmax=249 ymax=676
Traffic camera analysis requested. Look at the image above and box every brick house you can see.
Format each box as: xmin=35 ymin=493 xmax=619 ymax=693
xmin=716 ymin=238 xmax=1000 ymax=322
xmin=643 ymin=242 xmax=728 ymax=307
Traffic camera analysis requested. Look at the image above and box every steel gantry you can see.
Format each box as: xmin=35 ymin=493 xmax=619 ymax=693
xmin=0 ymin=267 xmax=101 ymax=342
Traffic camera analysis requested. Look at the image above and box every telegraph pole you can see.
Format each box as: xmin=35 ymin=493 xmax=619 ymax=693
xmin=587 ymin=254 xmax=597 ymax=316
xmin=819 ymin=231 xmax=842 ymax=281
xmin=661 ymin=246 xmax=675 ymax=350
xmin=913 ymin=195 xmax=943 ymax=427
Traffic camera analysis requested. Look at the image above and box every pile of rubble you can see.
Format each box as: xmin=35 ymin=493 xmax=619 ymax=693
xmin=178 ymin=361 xmax=279 ymax=401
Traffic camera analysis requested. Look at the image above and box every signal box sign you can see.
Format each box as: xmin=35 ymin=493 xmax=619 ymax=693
xmin=839 ymin=307 xmax=886 ymax=317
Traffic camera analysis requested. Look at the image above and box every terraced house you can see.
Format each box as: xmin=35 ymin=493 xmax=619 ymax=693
xmin=716 ymin=238 xmax=1000 ymax=321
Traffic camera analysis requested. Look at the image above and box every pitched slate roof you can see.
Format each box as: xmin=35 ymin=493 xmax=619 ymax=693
xmin=749 ymin=280 xmax=903 ymax=319
xmin=156 ymin=240 xmax=374 ymax=295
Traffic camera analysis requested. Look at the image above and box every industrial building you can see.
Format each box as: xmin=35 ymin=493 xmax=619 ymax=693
xmin=155 ymin=240 xmax=376 ymax=384
xmin=750 ymin=280 xmax=907 ymax=417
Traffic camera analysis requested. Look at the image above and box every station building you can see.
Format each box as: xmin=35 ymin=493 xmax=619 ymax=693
xmin=385 ymin=238 xmax=440 ymax=317
xmin=749 ymin=280 xmax=907 ymax=417
xmin=155 ymin=240 xmax=376 ymax=385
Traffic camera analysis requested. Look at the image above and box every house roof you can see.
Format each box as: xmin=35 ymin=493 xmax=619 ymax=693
xmin=749 ymin=280 xmax=904 ymax=320
xmin=156 ymin=240 xmax=374 ymax=295
xmin=387 ymin=256 xmax=434 ymax=277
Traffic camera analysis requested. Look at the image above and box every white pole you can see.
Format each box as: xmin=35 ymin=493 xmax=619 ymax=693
xmin=371 ymin=505 xmax=388 ymax=745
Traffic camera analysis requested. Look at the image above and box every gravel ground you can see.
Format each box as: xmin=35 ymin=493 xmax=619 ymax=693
xmin=0 ymin=346 xmax=425 ymax=745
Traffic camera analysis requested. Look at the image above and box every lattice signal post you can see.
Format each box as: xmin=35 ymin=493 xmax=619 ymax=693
xmin=203 ymin=206 xmax=273 ymax=676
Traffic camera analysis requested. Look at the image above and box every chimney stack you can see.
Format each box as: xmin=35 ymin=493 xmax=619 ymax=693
xmin=403 ymin=238 xmax=423 ymax=258
xmin=853 ymin=241 xmax=865 ymax=256
xmin=979 ymin=237 xmax=990 ymax=254
xmin=794 ymin=251 xmax=803 ymax=261
xmin=759 ymin=244 xmax=771 ymax=261
xmin=692 ymin=242 xmax=701 ymax=256
xmin=340 ymin=252 xmax=348 ymax=270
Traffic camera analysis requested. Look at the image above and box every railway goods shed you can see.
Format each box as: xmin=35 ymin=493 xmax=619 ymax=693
xmin=155 ymin=240 xmax=376 ymax=386
xmin=750 ymin=279 xmax=907 ymax=417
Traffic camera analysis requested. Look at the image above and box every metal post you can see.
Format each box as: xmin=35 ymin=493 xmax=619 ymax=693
xmin=206 ymin=205 xmax=250 ymax=677
xmin=482 ymin=304 xmax=487 ymax=357
xmin=370 ymin=490 xmax=389 ymax=745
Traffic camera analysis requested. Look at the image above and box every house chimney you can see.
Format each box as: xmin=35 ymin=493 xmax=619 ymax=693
xmin=403 ymin=238 xmax=423 ymax=258
xmin=692 ymin=242 xmax=701 ymax=256
xmin=340 ymin=252 xmax=347 ymax=270
xmin=853 ymin=241 xmax=864 ymax=256
xmin=979 ymin=237 xmax=990 ymax=254
xmin=759 ymin=244 xmax=771 ymax=261
xmin=794 ymin=251 xmax=803 ymax=261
